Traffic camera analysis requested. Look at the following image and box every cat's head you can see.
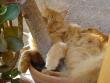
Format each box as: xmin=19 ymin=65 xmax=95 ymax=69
xmin=42 ymin=7 xmax=68 ymax=33
xmin=43 ymin=7 xmax=67 ymax=23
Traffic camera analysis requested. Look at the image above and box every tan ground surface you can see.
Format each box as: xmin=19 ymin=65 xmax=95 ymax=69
xmin=36 ymin=0 xmax=110 ymax=34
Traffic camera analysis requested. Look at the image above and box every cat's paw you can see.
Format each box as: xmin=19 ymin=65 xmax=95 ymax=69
xmin=45 ymin=63 xmax=57 ymax=70
xmin=42 ymin=69 xmax=50 ymax=74
xmin=45 ymin=42 xmax=67 ymax=70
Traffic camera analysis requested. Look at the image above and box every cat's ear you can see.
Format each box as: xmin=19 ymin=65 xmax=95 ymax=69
xmin=61 ymin=10 xmax=68 ymax=18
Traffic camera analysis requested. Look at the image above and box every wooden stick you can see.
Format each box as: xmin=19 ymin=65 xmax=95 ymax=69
xmin=22 ymin=0 xmax=52 ymax=60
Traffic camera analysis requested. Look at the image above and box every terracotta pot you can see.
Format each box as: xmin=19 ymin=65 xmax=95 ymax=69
xmin=28 ymin=51 xmax=78 ymax=83
xmin=29 ymin=65 xmax=75 ymax=83
xmin=27 ymin=50 xmax=73 ymax=83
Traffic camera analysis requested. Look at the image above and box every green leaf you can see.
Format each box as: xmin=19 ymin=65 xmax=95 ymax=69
xmin=6 ymin=37 xmax=24 ymax=52
xmin=0 ymin=6 xmax=7 ymax=15
xmin=0 ymin=3 xmax=20 ymax=24
xmin=11 ymin=79 xmax=20 ymax=83
xmin=10 ymin=69 xmax=21 ymax=78
xmin=1 ymin=68 xmax=20 ymax=79
xmin=4 ymin=3 xmax=20 ymax=20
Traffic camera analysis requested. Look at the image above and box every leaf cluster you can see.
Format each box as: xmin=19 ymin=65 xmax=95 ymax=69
xmin=0 ymin=0 xmax=24 ymax=81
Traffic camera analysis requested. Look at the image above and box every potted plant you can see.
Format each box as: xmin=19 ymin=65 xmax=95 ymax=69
xmin=0 ymin=0 xmax=32 ymax=83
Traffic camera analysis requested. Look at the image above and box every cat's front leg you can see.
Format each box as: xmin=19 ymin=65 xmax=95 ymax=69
xmin=46 ymin=42 xmax=68 ymax=70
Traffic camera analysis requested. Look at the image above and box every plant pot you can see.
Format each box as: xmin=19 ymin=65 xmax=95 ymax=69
xmin=29 ymin=65 xmax=75 ymax=83
xmin=28 ymin=51 xmax=74 ymax=83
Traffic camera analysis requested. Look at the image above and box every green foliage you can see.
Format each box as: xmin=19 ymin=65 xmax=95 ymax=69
xmin=0 ymin=3 xmax=20 ymax=25
xmin=1 ymin=68 xmax=20 ymax=83
xmin=0 ymin=6 xmax=7 ymax=15
xmin=0 ymin=1 xmax=23 ymax=81
xmin=11 ymin=79 xmax=20 ymax=83
xmin=4 ymin=3 xmax=20 ymax=20
xmin=1 ymin=68 xmax=21 ymax=79
xmin=9 ymin=69 xmax=21 ymax=78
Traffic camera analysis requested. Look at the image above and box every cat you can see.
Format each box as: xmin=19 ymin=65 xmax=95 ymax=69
xmin=44 ymin=28 xmax=108 ymax=83
xmin=28 ymin=28 xmax=108 ymax=83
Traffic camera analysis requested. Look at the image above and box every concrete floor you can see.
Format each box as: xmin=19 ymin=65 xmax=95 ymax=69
xmin=37 ymin=0 xmax=110 ymax=34
xmin=65 ymin=0 xmax=110 ymax=34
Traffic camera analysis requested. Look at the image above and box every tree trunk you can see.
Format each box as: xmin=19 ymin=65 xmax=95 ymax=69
xmin=22 ymin=0 xmax=52 ymax=60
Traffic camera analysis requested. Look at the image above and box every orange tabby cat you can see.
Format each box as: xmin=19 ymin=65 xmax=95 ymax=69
xmin=28 ymin=28 xmax=108 ymax=83
xmin=44 ymin=28 xmax=108 ymax=83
